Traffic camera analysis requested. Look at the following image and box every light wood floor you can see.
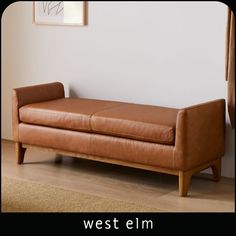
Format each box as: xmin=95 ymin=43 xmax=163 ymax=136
xmin=2 ymin=140 xmax=235 ymax=212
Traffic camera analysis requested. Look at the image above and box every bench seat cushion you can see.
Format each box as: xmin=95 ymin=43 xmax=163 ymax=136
xmin=91 ymin=103 xmax=178 ymax=145
xmin=19 ymin=98 xmax=122 ymax=132
xmin=19 ymin=98 xmax=179 ymax=145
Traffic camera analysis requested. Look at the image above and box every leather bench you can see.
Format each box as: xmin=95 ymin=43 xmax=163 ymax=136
xmin=12 ymin=82 xmax=225 ymax=196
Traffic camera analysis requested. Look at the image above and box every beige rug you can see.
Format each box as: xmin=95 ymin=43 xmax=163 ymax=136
xmin=2 ymin=177 xmax=162 ymax=212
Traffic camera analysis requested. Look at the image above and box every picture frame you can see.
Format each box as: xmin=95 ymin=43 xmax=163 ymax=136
xmin=33 ymin=1 xmax=87 ymax=26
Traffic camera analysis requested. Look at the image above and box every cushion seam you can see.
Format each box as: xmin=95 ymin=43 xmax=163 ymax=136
xmin=93 ymin=129 xmax=174 ymax=145
xmin=89 ymin=103 xmax=127 ymax=131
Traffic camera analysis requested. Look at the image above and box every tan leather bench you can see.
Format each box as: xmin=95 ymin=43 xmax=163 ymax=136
xmin=12 ymin=82 xmax=225 ymax=196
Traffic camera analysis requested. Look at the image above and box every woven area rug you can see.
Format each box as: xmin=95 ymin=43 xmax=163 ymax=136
xmin=2 ymin=177 xmax=162 ymax=212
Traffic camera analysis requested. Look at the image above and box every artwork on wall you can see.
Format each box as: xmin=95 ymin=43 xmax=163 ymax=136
xmin=34 ymin=1 xmax=87 ymax=26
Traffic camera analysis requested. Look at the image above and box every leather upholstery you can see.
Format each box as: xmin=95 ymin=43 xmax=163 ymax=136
xmin=19 ymin=123 xmax=91 ymax=154
xmin=18 ymin=123 xmax=175 ymax=169
xmin=19 ymin=98 xmax=178 ymax=145
xmin=12 ymin=82 xmax=226 ymax=171
xmin=174 ymin=99 xmax=225 ymax=171
xmin=20 ymin=98 xmax=123 ymax=132
xmin=12 ymin=82 xmax=64 ymax=141
xmin=90 ymin=133 xmax=175 ymax=168
xmin=91 ymin=103 xmax=178 ymax=145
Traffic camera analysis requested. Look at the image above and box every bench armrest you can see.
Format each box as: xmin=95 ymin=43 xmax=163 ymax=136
xmin=174 ymin=99 xmax=225 ymax=171
xmin=12 ymin=82 xmax=65 ymax=141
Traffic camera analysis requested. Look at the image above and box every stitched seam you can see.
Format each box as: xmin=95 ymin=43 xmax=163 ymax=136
xmin=21 ymin=121 xmax=90 ymax=132
xmin=89 ymin=103 xmax=126 ymax=131
xmin=20 ymin=108 xmax=79 ymax=115
xmin=93 ymin=129 xmax=174 ymax=145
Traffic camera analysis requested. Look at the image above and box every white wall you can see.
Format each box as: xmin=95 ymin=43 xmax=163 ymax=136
xmin=2 ymin=2 xmax=234 ymax=177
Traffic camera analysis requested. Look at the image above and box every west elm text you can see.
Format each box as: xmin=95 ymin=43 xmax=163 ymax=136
xmin=83 ymin=218 xmax=154 ymax=230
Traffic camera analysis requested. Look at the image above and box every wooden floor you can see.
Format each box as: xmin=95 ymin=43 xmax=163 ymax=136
xmin=2 ymin=140 xmax=235 ymax=212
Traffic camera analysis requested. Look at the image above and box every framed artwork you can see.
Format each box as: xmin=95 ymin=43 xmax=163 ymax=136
xmin=33 ymin=1 xmax=87 ymax=26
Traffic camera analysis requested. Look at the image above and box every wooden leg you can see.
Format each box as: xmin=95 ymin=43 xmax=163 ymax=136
xmin=16 ymin=142 xmax=26 ymax=164
xmin=211 ymin=158 xmax=221 ymax=182
xmin=179 ymin=171 xmax=192 ymax=197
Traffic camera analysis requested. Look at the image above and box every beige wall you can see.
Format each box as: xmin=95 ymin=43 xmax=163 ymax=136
xmin=2 ymin=2 xmax=234 ymax=177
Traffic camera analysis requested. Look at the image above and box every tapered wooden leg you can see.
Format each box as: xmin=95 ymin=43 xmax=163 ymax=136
xmin=211 ymin=158 xmax=221 ymax=182
xmin=16 ymin=142 xmax=26 ymax=164
xmin=179 ymin=171 xmax=192 ymax=197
